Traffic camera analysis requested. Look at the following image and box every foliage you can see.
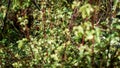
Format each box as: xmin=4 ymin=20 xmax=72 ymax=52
xmin=0 ymin=0 xmax=120 ymax=67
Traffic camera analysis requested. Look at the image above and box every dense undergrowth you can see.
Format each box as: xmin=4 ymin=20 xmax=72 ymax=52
xmin=0 ymin=0 xmax=120 ymax=67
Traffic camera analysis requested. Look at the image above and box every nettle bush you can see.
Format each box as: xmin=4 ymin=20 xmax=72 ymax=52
xmin=0 ymin=0 xmax=120 ymax=67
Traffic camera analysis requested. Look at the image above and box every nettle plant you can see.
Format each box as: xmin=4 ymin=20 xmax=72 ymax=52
xmin=0 ymin=0 xmax=120 ymax=67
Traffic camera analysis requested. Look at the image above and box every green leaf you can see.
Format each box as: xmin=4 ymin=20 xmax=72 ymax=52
xmin=79 ymin=4 xmax=93 ymax=19
xmin=116 ymin=25 xmax=120 ymax=29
